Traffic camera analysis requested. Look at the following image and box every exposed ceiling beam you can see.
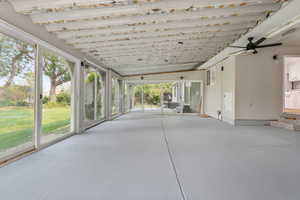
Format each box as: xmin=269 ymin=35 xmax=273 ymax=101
xmin=9 ymin=0 xmax=151 ymax=14
xmin=74 ymin=33 xmax=240 ymax=49
xmin=123 ymin=68 xmax=202 ymax=77
xmin=56 ymin=15 xmax=260 ymax=39
xmin=119 ymin=65 xmax=198 ymax=75
xmin=102 ymin=57 xmax=207 ymax=66
xmin=29 ymin=0 xmax=279 ymax=24
xmin=93 ymin=49 xmax=217 ymax=59
xmin=45 ymin=4 xmax=279 ymax=32
xmin=66 ymin=23 xmax=254 ymax=44
xmin=82 ymin=40 xmax=229 ymax=53
xmin=90 ymin=46 xmax=223 ymax=57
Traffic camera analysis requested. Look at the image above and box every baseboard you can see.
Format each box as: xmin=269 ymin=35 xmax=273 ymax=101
xmin=234 ymin=119 xmax=274 ymax=126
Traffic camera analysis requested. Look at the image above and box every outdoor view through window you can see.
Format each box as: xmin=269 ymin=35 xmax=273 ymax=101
xmin=0 ymin=32 xmax=74 ymax=160
xmin=0 ymin=32 xmax=35 ymax=158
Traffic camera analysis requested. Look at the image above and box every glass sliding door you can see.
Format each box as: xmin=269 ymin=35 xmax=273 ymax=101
xmin=112 ymin=77 xmax=120 ymax=115
xmin=183 ymin=81 xmax=202 ymax=113
xmin=83 ymin=65 xmax=105 ymax=127
xmin=40 ymin=49 xmax=74 ymax=144
xmin=143 ymin=84 xmax=161 ymax=112
xmin=132 ymin=84 xmax=143 ymax=111
xmin=96 ymin=71 xmax=105 ymax=120
xmin=162 ymin=82 xmax=180 ymax=114
xmin=124 ymin=82 xmax=130 ymax=113
xmin=0 ymin=32 xmax=35 ymax=159
xmin=84 ymin=66 xmax=97 ymax=126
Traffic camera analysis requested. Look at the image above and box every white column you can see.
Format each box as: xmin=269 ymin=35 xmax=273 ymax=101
xmin=142 ymin=83 xmax=145 ymax=112
xmin=71 ymin=60 xmax=82 ymax=134
xmin=105 ymin=69 xmax=112 ymax=120
xmin=94 ymin=75 xmax=98 ymax=120
xmin=180 ymin=80 xmax=185 ymax=114
xmin=34 ymin=44 xmax=43 ymax=149
xmin=160 ymin=84 xmax=164 ymax=114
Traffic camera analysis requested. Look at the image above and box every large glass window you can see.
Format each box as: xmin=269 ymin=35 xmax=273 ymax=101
xmin=162 ymin=82 xmax=180 ymax=113
xmin=0 ymin=32 xmax=35 ymax=159
xmin=96 ymin=71 xmax=105 ymax=120
xmin=143 ymin=84 xmax=161 ymax=112
xmin=132 ymin=84 xmax=143 ymax=111
xmin=183 ymin=81 xmax=202 ymax=113
xmin=84 ymin=65 xmax=106 ymax=127
xmin=40 ymin=49 xmax=74 ymax=144
xmin=112 ymin=77 xmax=120 ymax=115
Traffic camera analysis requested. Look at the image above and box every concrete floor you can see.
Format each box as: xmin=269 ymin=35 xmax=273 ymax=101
xmin=1 ymin=113 xmax=300 ymax=200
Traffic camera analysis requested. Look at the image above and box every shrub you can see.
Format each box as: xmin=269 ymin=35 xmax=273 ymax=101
xmin=56 ymin=92 xmax=71 ymax=105
xmin=15 ymin=101 xmax=29 ymax=106
xmin=42 ymin=96 xmax=49 ymax=104
xmin=0 ymin=100 xmax=14 ymax=106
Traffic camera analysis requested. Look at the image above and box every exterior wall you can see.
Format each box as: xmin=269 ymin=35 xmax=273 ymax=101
xmin=204 ymin=63 xmax=223 ymax=119
xmin=221 ymin=57 xmax=236 ymax=124
xmin=204 ymin=57 xmax=236 ymax=124
xmin=204 ymin=46 xmax=300 ymax=125
xmin=235 ymin=47 xmax=300 ymax=121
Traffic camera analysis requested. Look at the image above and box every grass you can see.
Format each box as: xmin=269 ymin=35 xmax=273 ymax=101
xmin=0 ymin=106 xmax=70 ymax=151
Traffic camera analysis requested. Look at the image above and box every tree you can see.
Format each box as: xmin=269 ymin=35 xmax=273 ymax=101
xmin=42 ymin=51 xmax=71 ymax=102
xmin=0 ymin=33 xmax=34 ymax=87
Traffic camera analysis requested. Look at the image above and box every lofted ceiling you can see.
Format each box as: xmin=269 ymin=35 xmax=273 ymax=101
xmin=8 ymin=0 xmax=288 ymax=75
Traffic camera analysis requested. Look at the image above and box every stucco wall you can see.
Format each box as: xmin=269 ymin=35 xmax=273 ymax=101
xmin=204 ymin=57 xmax=236 ymax=124
xmin=235 ymin=47 xmax=300 ymax=121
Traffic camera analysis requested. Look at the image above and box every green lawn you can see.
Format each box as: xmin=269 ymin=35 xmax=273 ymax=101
xmin=0 ymin=106 xmax=70 ymax=151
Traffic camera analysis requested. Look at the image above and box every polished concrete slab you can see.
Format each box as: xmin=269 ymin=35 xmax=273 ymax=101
xmin=1 ymin=112 xmax=300 ymax=200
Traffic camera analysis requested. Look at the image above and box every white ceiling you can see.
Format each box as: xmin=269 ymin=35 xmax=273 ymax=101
xmin=8 ymin=0 xmax=288 ymax=75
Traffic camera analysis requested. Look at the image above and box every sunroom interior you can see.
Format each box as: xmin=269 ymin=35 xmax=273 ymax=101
xmin=1 ymin=0 xmax=300 ymax=200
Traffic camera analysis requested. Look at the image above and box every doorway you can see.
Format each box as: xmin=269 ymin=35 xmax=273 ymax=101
xmin=127 ymin=80 xmax=203 ymax=115
xmin=283 ymin=56 xmax=300 ymax=114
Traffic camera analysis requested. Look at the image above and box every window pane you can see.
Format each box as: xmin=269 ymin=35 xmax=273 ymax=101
xmin=143 ymin=84 xmax=161 ymax=112
xmin=183 ymin=81 xmax=201 ymax=113
xmin=0 ymin=32 xmax=35 ymax=159
xmin=112 ymin=77 xmax=120 ymax=115
xmin=96 ymin=71 xmax=105 ymax=120
xmin=133 ymin=85 xmax=143 ymax=111
xmin=84 ymin=66 xmax=96 ymax=124
xmin=84 ymin=66 xmax=105 ymax=127
xmin=41 ymin=49 xmax=73 ymax=144
xmin=162 ymin=82 xmax=179 ymax=113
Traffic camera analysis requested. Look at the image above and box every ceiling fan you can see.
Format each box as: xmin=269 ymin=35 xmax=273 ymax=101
xmin=230 ymin=37 xmax=282 ymax=55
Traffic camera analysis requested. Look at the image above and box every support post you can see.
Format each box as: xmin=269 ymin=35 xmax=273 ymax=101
xmin=34 ymin=45 xmax=42 ymax=149
xmin=105 ymin=69 xmax=112 ymax=120
xmin=142 ymin=83 xmax=145 ymax=112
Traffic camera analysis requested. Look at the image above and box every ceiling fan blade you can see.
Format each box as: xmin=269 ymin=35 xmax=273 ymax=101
xmin=229 ymin=46 xmax=246 ymax=48
xmin=256 ymin=43 xmax=282 ymax=48
xmin=254 ymin=37 xmax=267 ymax=46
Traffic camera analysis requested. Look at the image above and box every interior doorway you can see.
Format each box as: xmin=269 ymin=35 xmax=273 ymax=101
xmin=283 ymin=56 xmax=300 ymax=114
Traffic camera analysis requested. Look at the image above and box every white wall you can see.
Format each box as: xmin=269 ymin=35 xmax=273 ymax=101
xmin=221 ymin=57 xmax=236 ymax=124
xmin=204 ymin=57 xmax=236 ymax=123
xmin=204 ymin=46 xmax=300 ymax=124
xmin=235 ymin=47 xmax=300 ymax=121
xmin=204 ymin=63 xmax=223 ymax=119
